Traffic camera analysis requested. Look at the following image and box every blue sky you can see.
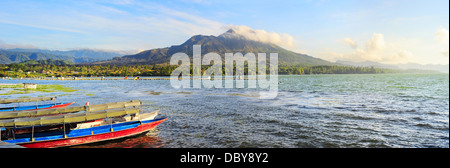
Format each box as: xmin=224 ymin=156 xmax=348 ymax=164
xmin=0 ymin=0 xmax=448 ymax=64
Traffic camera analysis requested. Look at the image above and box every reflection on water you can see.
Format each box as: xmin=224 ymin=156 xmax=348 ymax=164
xmin=70 ymin=129 xmax=164 ymax=148
xmin=1 ymin=74 xmax=449 ymax=148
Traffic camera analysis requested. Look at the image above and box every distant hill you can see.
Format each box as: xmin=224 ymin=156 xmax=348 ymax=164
xmin=0 ymin=50 xmax=72 ymax=64
xmin=0 ymin=49 xmax=124 ymax=64
xmin=19 ymin=59 xmax=73 ymax=65
xmin=95 ymin=29 xmax=334 ymax=66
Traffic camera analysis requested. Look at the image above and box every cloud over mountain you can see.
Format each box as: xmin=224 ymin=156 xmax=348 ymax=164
xmin=223 ymin=25 xmax=296 ymax=51
xmin=0 ymin=40 xmax=38 ymax=49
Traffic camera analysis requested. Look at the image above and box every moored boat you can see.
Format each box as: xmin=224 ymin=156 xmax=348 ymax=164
xmin=2 ymin=117 xmax=166 ymax=148
xmin=0 ymin=101 xmax=151 ymax=137
xmin=0 ymin=97 xmax=56 ymax=104
xmin=0 ymin=102 xmax=74 ymax=112
xmin=0 ymin=100 xmax=141 ymax=119
xmin=0 ymin=100 xmax=166 ymax=148
xmin=74 ymin=110 xmax=159 ymax=129
xmin=1 ymin=110 xmax=159 ymax=137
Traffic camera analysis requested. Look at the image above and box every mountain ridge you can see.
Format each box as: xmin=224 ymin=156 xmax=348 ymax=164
xmin=0 ymin=48 xmax=125 ymax=64
xmin=94 ymin=29 xmax=335 ymax=66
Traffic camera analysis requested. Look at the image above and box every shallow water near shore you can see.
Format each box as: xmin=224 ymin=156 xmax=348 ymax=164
xmin=1 ymin=73 xmax=448 ymax=148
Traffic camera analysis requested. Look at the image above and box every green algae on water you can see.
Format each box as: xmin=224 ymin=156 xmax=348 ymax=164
xmin=35 ymin=84 xmax=78 ymax=92
xmin=0 ymin=84 xmax=78 ymax=95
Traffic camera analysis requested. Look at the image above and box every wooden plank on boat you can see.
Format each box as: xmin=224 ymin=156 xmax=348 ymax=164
xmin=0 ymin=107 xmax=141 ymax=127
xmin=0 ymin=96 xmax=56 ymax=104
xmin=86 ymin=100 xmax=141 ymax=112
xmin=0 ymin=100 xmax=142 ymax=119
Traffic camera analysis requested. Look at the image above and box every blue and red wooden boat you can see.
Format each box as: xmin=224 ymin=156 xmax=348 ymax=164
xmin=0 ymin=102 xmax=74 ymax=112
xmin=2 ymin=117 xmax=167 ymax=148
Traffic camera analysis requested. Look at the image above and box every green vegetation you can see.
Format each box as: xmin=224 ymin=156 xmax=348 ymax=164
xmin=0 ymin=84 xmax=78 ymax=95
xmin=0 ymin=84 xmax=23 ymax=88
xmin=0 ymin=50 xmax=71 ymax=64
xmin=20 ymin=59 xmax=73 ymax=65
xmin=1 ymin=58 xmax=438 ymax=78
xmin=0 ymin=63 xmax=177 ymax=77
xmin=36 ymin=84 xmax=78 ymax=92
xmin=0 ymin=63 xmax=399 ymax=78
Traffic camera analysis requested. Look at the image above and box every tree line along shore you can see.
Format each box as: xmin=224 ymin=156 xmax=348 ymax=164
xmin=0 ymin=63 xmax=425 ymax=78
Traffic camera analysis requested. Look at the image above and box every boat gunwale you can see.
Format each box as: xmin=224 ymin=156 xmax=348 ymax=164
xmin=0 ymin=103 xmax=67 ymax=112
xmin=0 ymin=100 xmax=141 ymax=119
xmin=0 ymin=96 xmax=56 ymax=104
xmin=3 ymin=117 xmax=167 ymax=146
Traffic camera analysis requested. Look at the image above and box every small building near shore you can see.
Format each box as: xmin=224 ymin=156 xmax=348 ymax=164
xmin=23 ymin=83 xmax=38 ymax=89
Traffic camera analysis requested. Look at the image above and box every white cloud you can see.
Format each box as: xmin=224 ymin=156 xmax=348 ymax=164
xmin=180 ymin=0 xmax=212 ymax=5
xmin=224 ymin=25 xmax=297 ymax=50
xmin=441 ymin=51 xmax=449 ymax=57
xmin=153 ymin=4 xmax=225 ymax=36
xmin=108 ymin=0 xmax=135 ymax=5
xmin=435 ymin=26 xmax=449 ymax=57
xmin=435 ymin=26 xmax=449 ymax=44
xmin=344 ymin=38 xmax=357 ymax=49
xmin=365 ymin=33 xmax=385 ymax=52
xmin=0 ymin=19 xmax=86 ymax=34
xmin=388 ymin=50 xmax=414 ymax=64
xmin=0 ymin=1 xmax=228 ymax=50
xmin=0 ymin=40 xmax=38 ymax=49
xmin=328 ymin=33 xmax=412 ymax=64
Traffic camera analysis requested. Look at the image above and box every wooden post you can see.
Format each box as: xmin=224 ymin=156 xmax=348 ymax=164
xmin=110 ymin=117 xmax=114 ymax=132
xmin=31 ymin=126 xmax=35 ymax=142
xmin=63 ymin=123 xmax=67 ymax=138
xmin=63 ymin=115 xmax=67 ymax=139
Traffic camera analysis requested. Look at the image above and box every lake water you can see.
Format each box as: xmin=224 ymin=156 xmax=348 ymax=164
xmin=1 ymin=74 xmax=448 ymax=148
